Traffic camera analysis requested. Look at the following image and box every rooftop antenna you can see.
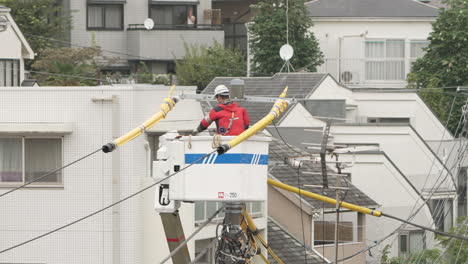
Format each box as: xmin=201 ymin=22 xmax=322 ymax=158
xmin=279 ymin=0 xmax=295 ymax=73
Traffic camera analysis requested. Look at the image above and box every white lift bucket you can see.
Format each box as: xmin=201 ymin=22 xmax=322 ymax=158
xmin=156 ymin=135 xmax=271 ymax=202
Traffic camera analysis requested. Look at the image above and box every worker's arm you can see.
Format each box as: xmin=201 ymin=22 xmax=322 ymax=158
xmin=243 ymin=108 xmax=250 ymax=130
xmin=196 ymin=110 xmax=216 ymax=132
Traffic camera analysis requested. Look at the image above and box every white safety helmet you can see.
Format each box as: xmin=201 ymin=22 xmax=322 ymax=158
xmin=214 ymin=84 xmax=230 ymax=98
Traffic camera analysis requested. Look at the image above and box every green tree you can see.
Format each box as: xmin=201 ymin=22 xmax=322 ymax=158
xmin=32 ymin=47 xmax=106 ymax=86
xmin=249 ymin=0 xmax=323 ymax=75
xmin=437 ymin=217 xmax=468 ymax=263
xmin=407 ymin=0 xmax=468 ymax=135
xmin=176 ymin=41 xmax=246 ymax=92
xmin=0 ymin=0 xmax=72 ymax=68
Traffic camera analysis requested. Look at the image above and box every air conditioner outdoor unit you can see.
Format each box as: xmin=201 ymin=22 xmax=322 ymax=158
xmin=341 ymin=71 xmax=360 ymax=84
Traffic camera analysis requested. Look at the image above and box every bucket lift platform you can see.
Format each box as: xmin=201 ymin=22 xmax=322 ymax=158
xmin=153 ymin=134 xmax=271 ymax=263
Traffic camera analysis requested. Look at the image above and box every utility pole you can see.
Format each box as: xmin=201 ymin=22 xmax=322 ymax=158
xmin=334 ymin=153 xmax=342 ymax=264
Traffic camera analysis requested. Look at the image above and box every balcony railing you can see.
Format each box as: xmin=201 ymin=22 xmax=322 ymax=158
xmin=127 ymin=23 xmax=223 ymax=31
xmin=317 ymin=58 xmax=412 ymax=87
xmin=126 ymin=25 xmax=224 ymax=60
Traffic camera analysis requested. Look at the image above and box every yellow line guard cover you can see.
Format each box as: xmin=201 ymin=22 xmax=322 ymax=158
xmin=267 ymin=178 xmax=382 ymax=217
xmin=102 ymin=85 xmax=179 ymax=153
xmin=217 ymin=87 xmax=289 ymax=154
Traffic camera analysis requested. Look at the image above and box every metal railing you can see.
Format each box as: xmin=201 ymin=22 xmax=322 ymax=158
xmin=127 ymin=23 xmax=223 ymax=30
xmin=317 ymin=58 xmax=410 ymax=85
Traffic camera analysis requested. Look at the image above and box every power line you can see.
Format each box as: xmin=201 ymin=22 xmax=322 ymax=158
xmin=336 ymin=97 xmax=468 ymax=263
xmin=0 ymin=150 xmax=216 ymax=254
xmin=0 ymin=147 xmax=103 ymax=199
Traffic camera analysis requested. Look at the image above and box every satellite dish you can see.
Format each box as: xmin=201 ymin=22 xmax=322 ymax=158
xmin=144 ymin=18 xmax=154 ymax=30
xmin=279 ymin=44 xmax=294 ymax=61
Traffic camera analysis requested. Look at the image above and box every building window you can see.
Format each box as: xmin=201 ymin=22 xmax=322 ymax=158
xmin=365 ymin=39 xmax=405 ymax=81
xmin=195 ymin=201 xmax=263 ymax=223
xmin=399 ymin=230 xmax=425 ymax=256
xmin=428 ymin=198 xmax=453 ymax=232
xmin=87 ymin=4 xmax=123 ymax=30
xmin=367 ymin=117 xmax=410 ymax=124
xmin=410 ymin=40 xmax=429 ymax=71
xmin=0 ymin=60 xmax=20 ymax=87
xmin=0 ymin=137 xmax=63 ymax=186
xmin=149 ymin=5 xmax=196 ymax=27
xmin=314 ymin=221 xmax=353 ymax=245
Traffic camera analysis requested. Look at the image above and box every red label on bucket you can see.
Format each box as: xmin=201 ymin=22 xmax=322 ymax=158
xmin=218 ymin=192 xmax=224 ymax=199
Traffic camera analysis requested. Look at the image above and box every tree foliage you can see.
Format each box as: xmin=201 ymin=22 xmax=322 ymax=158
xmin=32 ymin=47 xmax=106 ymax=86
xmin=407 ymin=0 xmax=468 ymax=135
xmin=0 ymin=0 xmax=72 ymax=68
xmin=176 ymin=41 xmax=246 ymax=92
xmin=249 ymin=0 xmax=323 ymax=75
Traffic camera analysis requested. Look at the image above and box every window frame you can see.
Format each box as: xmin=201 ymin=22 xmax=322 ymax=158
xmin=364 ymin=38 xmax=406 ymax=82
xmin=398 ymin=229 xmax=426 ymax=257
xmin=86 ymin=3 xmax=124 ymax=31
xmin=148 ymin=4 xmax=197 ymax=28
xmin=0 ymin=136 xmax=64 ymax=188
xmin=0 ymin=59 xmax=20 ymax=87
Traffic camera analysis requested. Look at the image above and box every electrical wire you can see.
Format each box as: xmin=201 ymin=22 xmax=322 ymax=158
xmin=397 ymin=99 xmax=467 ymax=264
xmin=337 ymin=118 xmax=468 ymax=263
xmin=0 ymin=147 xmax=103 ymax=199
xmin=0 ymin=149 xmax=216 ymax=254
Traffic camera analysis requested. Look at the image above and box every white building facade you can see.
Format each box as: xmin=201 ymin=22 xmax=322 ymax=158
xmin=0 ymin=85 xmax=267 ymax=264
xmin=0 ymin=6 xmax=34 ymax=87
xmin=307 ymin=0 xmax=439 ymax=88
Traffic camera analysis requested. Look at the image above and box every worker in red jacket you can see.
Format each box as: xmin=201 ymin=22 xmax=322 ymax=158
xmin=195 ymin=85 xmax=250 ymax=135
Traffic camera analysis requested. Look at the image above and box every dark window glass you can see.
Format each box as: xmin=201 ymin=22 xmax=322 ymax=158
xmin=150 ymin=5 xmax=196 ymax=27
xmin=87 ymin=4 xmax=123 ymax=30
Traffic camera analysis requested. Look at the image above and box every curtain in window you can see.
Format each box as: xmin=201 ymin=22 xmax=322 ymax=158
xmin=105 ymin=5 xmax=122 ymax=28
xmin=409 ymin=232 xmax=424 ymax=253
xmin=0 ymin=61 xmax=5 ymax=87
xmin=25 ymin=138 xmax=62 ymax=184
xmin=0 ymin=138 xmax=22 ymax=182
xmin=152 ymin=6 xmax=173 ymax=25
xmin=12 ymin=60 xmax=19 ymax=86
xmin=385 ymin=40 xmax=405 ymax=80
xmin=410 ymin=41 xmax=429 ymax=71
xmin=88 ymin=5 xmax=103 ymax=28
xmin=365 ymin=40 xmax=405 ymax=80
xmin=5 ymin=60 xmax=11 ymax=86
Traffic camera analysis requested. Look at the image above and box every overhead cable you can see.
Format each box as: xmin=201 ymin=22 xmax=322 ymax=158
xmin=0 ymin=149 xmax=217 ymax=254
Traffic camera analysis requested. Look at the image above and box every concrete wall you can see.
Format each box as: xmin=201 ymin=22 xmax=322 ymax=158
xmin=311 ymin=80 xmax=452 ymax=142
xmin=70 ymin=0 xmax=219 ymax=66
xmin=268 ymin=185 xmax=313 ymax=247
xmin=0 ymin=85 xmax=201 ymax=264
xmin=336 ymin=153 xmax=436 ymax=261
xmin=331 ymin=125 xmax=454 ymax=192
xmin=310 ymin=19 xmax=435 ymax=87
xmin=0 ymin=21 xmax=22 ymax=59
xmin=127 ymin=29 xmax=224 ymax=60
xmin=315 ymin=242 xmax=366 ymax=264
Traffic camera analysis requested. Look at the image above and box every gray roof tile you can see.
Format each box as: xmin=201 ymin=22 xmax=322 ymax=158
xmin=202 ymin=73 xmax=328 ymax=123
xmin=269 ymin=138 xmax=378 ymax=208
xmin=306 ymin=0 xmax=439 ymax=17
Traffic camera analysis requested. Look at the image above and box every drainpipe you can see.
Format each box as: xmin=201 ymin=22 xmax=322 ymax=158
xmin=91 ymin=95 xmax=120 ymax=264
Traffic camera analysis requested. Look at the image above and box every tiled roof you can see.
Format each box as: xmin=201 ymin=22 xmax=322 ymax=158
xmin=201 ymin=73 xmax=328 ymax=123
xmin=268 ymin=218 xmax=329 ymax=264
xmin=268 ymin=137 xmax=378 ymax=209
xmin=306 ymin=0 xmax=439 ymax=17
